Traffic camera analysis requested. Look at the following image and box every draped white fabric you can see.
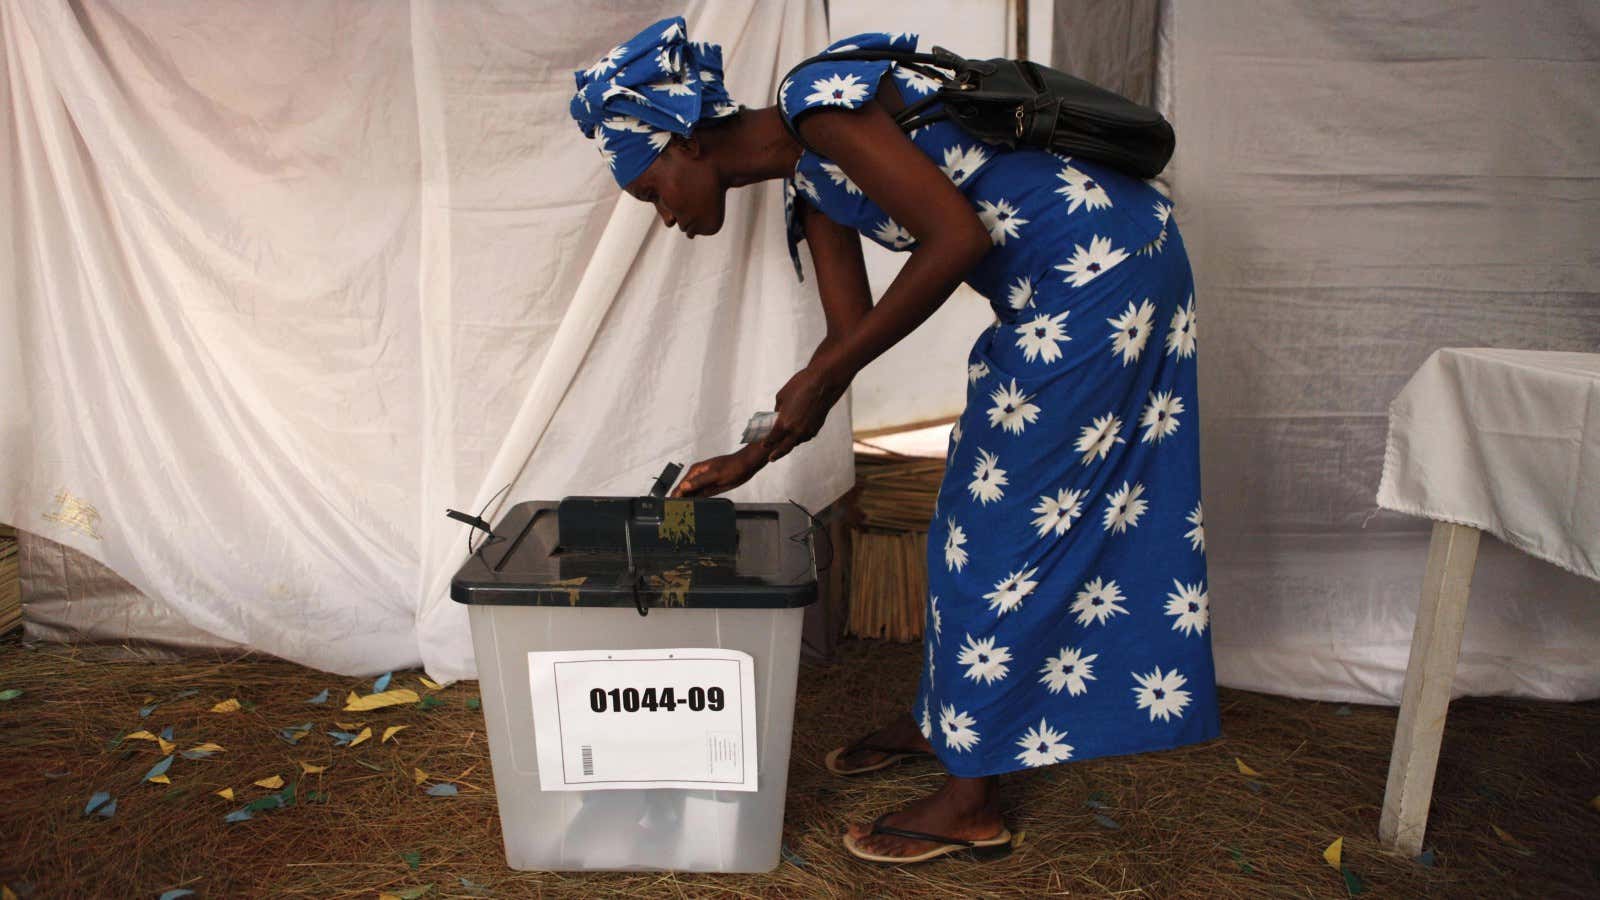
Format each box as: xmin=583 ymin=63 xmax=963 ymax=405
xmin=1157 ymin=0 xmax=1600 ymax=703
xmin=0 ymin=0 xmax=846 ymax=681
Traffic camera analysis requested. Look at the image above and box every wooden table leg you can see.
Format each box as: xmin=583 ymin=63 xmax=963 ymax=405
xmin=1379 ymin=520 xmax=1481 ymax=857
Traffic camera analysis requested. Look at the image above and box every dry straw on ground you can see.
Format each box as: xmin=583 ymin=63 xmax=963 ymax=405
xmin=2 ymin=633 xmax=1596 ymax=898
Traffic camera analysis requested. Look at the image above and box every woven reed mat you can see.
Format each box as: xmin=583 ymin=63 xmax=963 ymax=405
xmin=847 ymin=453 xmax=946 ymax=642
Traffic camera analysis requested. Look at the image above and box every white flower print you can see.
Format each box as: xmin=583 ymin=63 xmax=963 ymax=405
xmin=584 ymin=44 xmax=626 ymax=78
xmin=1103 ymin=481 xmax=1149 ymax=534
xmin=895 ymin=66 xmax=942 ymax=95
xmin=1186 ymin=502 xmax=1205 ymax=552
xmin=711 ymin=101 xmax=740 ymax=118
xmin=780 ymin=78 xmax=794 ymax=110
xmin=647 ymin=130 xmax=672 ymax=152
xmin=873 ymin=218 xmax=915 ymax=249
xmin=654 ymin=46 xmax=681 ymax=76
xmin=601 ymin=81 xmax=643 ymax=103
xmin=660 ymin=20 xmax=684 ymax=41
xmin=977 ymin=198 xmax=1029 ymax=245
xmin=1032 ymin=487 xmax=1086 ymax=538
xmin=700 ymin=69 xmax=718 ymax=83
xmin=1139 ymin=390 xmax=1185 ymax=443
xmin=594 ymin=130 xmax=616 ymax=170
xmin=1040 ymin=646 xmax=1099 ymax=696
xmin=1072 ymin=576 xmax=1129 ymax=627
xmin=1076 ymin=412 xmax=1126 ymax=465
xmin=1132 ymin=666 xmax=1192 ymax=723
xmin=950 ymin=418 xmax=964 ymax=449
xmin=884 ymin=31 xmax=917 ymax=44
xmin=1165 ymin=579 xmax=1209 ymax=636
xmin=1015 ymin=717 xmax=1074 ymax=767
xmin=820 ymin=161 xmax=861 ymax=195
xmin=944 ymin=517 xmax=969 ymax=572
xmin=793 ymin=169 xmax=821 ymax=203
xmin=1167 ymin=294 xmax=1197 ymax=358
xmin=1108 ymin=299 xmax=1157 ymax=365
xmin=806 ymin=73 xmax=869 ymax=107
xmin=968 ymin=448 xmax=1008 ymax=504
xmin=1140 ymin=201 xmax=1173 ymax=256
xmin=1015 ymin=311 xmax=1071 ymax=364
xmin=940 ymin=144 xmax=990 ymax=186
xmin=930 ymin=594 xmax=943 ymax=643
xmin=987 ymin=379 xmax=1040 ymax=434
xmin=1007 ymin=276 xmax=1035 ymax=310
xmin=957 ymin=633 xmax=1012 ymax=685
xmin=1054 ymin=163 xmax=1113 ymax=214
xmin=939 ymin=703 xmax=981 ymax=752
xmin=920 ymin=696 xmax=932 ymax=739
xmin=652 ymin=78 xmax=696 ymax=97
xmin=603 ymin=116 xmax=654 ymax=134
xmin=967 ymin=360 xmax=990 ymax=384
xmin=1055 ymin=235 xmax=1129 ymax=287
xmin=984 ymin=564 xmax=1039 ymax=616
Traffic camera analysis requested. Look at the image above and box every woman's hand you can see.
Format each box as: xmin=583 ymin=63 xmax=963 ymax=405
xmin=670 ymin=443 xmax=768 ymax=498
xmin=762 ymin=350 xmax=854 ymax=464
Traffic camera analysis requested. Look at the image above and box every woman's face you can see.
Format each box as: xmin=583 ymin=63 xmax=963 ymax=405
xmin=624 ymin=136 xmax=726 ymax=239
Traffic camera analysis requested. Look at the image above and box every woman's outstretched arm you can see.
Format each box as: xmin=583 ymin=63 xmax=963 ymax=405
xmin=761 ymin=99 xmax=991 ymax=462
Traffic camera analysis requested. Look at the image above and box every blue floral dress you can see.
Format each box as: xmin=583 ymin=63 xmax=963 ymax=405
xmin=780 ymin=32 xmax=1221 ymax=777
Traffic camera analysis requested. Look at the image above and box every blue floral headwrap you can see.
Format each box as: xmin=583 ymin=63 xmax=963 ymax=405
xmin=570 ymin=16 xmax=740 ymax=188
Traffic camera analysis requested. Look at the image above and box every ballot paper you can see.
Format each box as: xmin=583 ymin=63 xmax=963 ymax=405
xmin=527 ymin=648 xmax=758 ymax=792
xmin=740 ymin=411 xmax=777 ymax=444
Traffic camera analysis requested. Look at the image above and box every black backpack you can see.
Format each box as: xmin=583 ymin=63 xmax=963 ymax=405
xmin=778 ymin=46 xmax=1174 ymax=179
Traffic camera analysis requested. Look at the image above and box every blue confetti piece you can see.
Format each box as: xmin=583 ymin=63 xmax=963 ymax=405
xmin=159 ymin=725 xmax=175 ymax=742
xmin=171 ymin=689 xmax=199 ymax=700
xmin=159 ymin=890 xmax=196 ymax=900
xmin=306 ymin=688 xmax=330 ymax=705
xmin=459 ymin=877 xmax=490 ymax=896
xmin=142 ymin=755 xmax=175 ymax=781
xmin=99 ymin=797 xmax=117 ymax=817
xmin=223 ymin=808 xmax=254 ymax=823
xmin=374 ymin=672 xmax=392 ymax=692
xmin=327 ymin=730 xmax=357 ymax=746
xmin=1245 ymin=780 xmax=1264 ymax=794
xmin=781 ymin=845 xmax=806 ymax=868
xmin=1415 ymin=848 xmax=1435 ymax=867
xmin=1334 ymin=705 xmax=1352 ymax=716
xmin=425 ymin=783 xmax=459 ymax=797
xmin=139 ymin=704 xmax=159 ymax=718
xmin=1085 ymin=798 xmax=1107 ymax=809
xmin=84 ymin=791 xmax=112 ymax=816
xmin=179 ymin=749 xmax=216 ymax=760
xmin=1092 ymin=813 xmax=1121 ymax=830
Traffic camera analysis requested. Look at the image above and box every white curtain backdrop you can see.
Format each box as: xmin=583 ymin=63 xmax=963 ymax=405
xmin=1157 ymin=0 xmax=1600 ymax=703
xmin=0 ymin=0 xmax=848 ymax=682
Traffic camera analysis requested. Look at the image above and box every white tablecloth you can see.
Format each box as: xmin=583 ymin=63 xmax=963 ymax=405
xmin=1377 ymin=348 xmax=1600 ymax=582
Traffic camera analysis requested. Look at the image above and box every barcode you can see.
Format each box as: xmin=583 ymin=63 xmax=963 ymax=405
xmin=581 ymin=745 xmax=594 ymax=776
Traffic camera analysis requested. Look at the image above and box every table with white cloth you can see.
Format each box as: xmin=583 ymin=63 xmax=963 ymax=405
xmin=1374 ymin=347 xmax=1600 ymax=856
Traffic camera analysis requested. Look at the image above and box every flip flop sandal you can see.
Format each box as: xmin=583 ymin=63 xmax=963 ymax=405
xmin=823 ymin=740 xmax=935 ymax=776
xmin=842 ymin=814 xmax=1014 ymax=865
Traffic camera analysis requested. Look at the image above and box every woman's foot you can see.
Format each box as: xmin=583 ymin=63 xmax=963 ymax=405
xmin=846 ymin=775 xmax=1006 ymax=860
xmin=829 ymin=713 xmax=934 ymax=772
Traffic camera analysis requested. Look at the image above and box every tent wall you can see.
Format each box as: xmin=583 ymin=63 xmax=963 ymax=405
xmin=1158 ymin=0 xmax=1600 ymax=703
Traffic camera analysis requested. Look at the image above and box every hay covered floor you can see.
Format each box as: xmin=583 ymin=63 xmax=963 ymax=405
xmin=2 ymin=633 xmax=1597 ymax=898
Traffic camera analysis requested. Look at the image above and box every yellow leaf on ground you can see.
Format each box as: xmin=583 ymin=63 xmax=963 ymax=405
xmin=142 ymin=695 xmax=156 ymax=704
xmin=346 ymin=690 xmax=361 ymax=707
xmin=157 ymin=739 xmax=175 ymax=755
xmin=254 ymin=775 xmax=285 ymax=789
xmin=1011 ymin=830 xmax=1026 ymax=848
xmin=343 ymin=689 xmax=421 ymax=712
xmin=5 ymin=884 xmax=18 ymax=900
xmin=413 ymin=767 xmax=428 ymax=785
xmin=215 ymin=787 xmax=234 ymax=800
xmin=1491 ymin=823 xmax=1533 ymax=854
xmin=418 ymin=676 xmax=443 ymax=690
xmin=1235 ymin=758 xmax=1260 ymax=777
xmin=382 ymin=725 xmax=409 ymax=744
xmin=349 ymin=726 xmax=373 ymax=748
xmin=335 ymin=721 xmax=366 ymax=731
xmin=148 ymin=774 xmax=171 ymax=785
xmin=211 ymin=698 xmax=241 ymax=713
xmin=1589 ymin=795 xmax=1600 ymax=813
xmin=123 ymin=731 xmax=158 ymax=742
xmin=189 ymin=743 xmax=225 ymax=754
xmin=1323 ymin=836 xmax=1342 ymax=869
xmin=299 ymin=762 xmax=327 ymax=774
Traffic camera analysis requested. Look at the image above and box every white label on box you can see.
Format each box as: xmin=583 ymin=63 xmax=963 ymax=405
xmin=527 ymin=648 xmax=758 ymax=792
